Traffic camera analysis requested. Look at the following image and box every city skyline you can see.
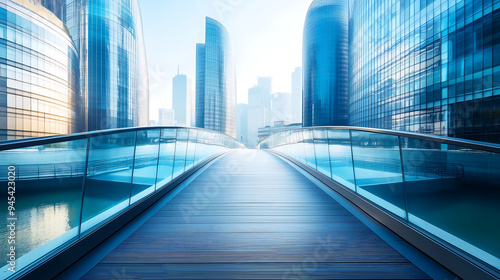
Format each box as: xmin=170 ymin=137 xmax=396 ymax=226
xmin=139 ymin=0 xmax=312 ymax=122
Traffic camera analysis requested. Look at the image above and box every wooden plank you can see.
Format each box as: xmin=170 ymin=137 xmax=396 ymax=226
xmin=82 ymin=150 xmax=430 ymax=279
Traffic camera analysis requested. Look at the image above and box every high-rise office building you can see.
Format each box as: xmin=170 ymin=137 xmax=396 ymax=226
xmin=82 ymin=0 xmax=149 ymax=131
xmin=303 ymin=0 xmax=349 ymax=127
xmin=291 ymin=67 xmax=303 ymax=124
xmin=0 ymin=0 xmax=81 ymax=141
xmin=196 ymin=17 xmax=236 ymax=138
xmin=0 ymin=0 xmax=149 ymax=141
xmin=236 ymin=103 xmax=248 ymax=146
xmin=173 ymin=70 xmax=188 ymax=126
xmin=349 ymin=0 xmax=500 ymax=143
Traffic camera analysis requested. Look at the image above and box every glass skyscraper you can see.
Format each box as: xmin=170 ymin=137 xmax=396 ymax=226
xmin=349 ymin=0 xmax=500 ymax=143
xmin=0 ymin=0 xmax=148 ymax=141
xmin=196 ymin=17 xmax=236 ymax=138
xmin=0 ymin=0 xmax=81 ymax=141
xmin=303 ymin=0 xmax=349 ymax=127
xmin=82 ymin=0 xmax=149 ymax=131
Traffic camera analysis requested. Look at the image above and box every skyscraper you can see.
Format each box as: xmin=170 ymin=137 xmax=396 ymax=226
xmin=83 ymin=0 xmax=149 ymax=131
xmin=196 ymin=17 xmax=236 ymax=138
xmin=173 ymin=70 xmax=188 ymax=126
xmin=348 ymin=0 xmax=500 ymax=143
xmin=12 ymin=0 xmax=150 ymax=135
xmin=291 ymin=67 xmax=303 ymax=124
xmin=0 ymin=0 xmax=81 ymax=141
xmin=303 ymin=0 xmax=349 ymax=127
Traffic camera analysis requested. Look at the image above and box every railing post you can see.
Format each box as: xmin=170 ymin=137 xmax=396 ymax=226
xmin=78 ymin=137 xmax=91 ymax=238
xmin=349 ymin=130 xmax=358 ymax=194
xmin=398 ymin=136 xmax=409 ymax=221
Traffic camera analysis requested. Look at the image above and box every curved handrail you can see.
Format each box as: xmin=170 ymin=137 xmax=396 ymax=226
xmin=0 ymin=126 xmax=245 ymax=151
xmin=257 ymin=126 xmax=500 ymax=154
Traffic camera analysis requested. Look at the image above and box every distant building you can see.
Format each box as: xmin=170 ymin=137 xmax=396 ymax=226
xmin=247 ymin=78 xmax=273 ymax=147
xmin=173 ymin=70 xmax=188 ymax=126
xmin=196 ymin=17 xmax=236 ymax=137
xmin=237 ymin=104 xmax=249 ymax=146
xmin=158 ymin=109 xmax=175 ymax=126
xmin=303 ymin=0 xmax=348 ymax=127
xmin=291 ymin=67 xmax=302 ymax=124
xmin=258 ymin=121 xmax=302 ymax=141
xmin=270 ymin=92 xmax=292 ymax=124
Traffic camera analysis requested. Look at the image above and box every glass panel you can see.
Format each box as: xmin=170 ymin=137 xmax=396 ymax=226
xmin=313 ymin=129 xmax=331 ymax=177
xmin=172 ymin=129 xmax=188 ymax=179
xmin=327 ymin=129 xmax=356 ymax=191
xmin=401 ymin=137 xmax=500 ymax=270
xmin=184 ymin=130 xmax=198 ymax=171
xmin=194 ymin=131 xmax=207 ymax=165
xmin=350 ymin=131 xmax=406 ymax=218
xmin=304 ymin=130 xmax=317 ymax=169
xmin=130 ymin=130 xmax=160 ymax=205
xmin=156 ymin=129 xmax=177 ymax=190
xmin=81 ymin=132 xmax=136 ymax=234
xmin=0 ymin=139 xmax=87 ymax=278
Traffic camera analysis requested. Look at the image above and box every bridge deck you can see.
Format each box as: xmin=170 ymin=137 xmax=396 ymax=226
xmin=82 ymin=150 xmax=430 ymax=279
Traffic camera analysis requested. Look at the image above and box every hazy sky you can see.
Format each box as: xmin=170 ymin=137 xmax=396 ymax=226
xmin=139 ymin=0 xmax=313 ymax=121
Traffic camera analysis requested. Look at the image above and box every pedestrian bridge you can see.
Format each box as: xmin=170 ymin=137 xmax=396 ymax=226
xmin=0 ymin=127 xmax=499 ymax=280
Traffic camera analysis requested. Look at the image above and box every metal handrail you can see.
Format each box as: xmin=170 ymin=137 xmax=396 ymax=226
xmin=0 ymin=126 xmax=243 ymax=151
xmin=257 ymin=126 xmax=500 ymax=154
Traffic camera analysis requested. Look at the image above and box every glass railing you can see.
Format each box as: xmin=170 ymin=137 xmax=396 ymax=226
xmin=0 ymin=127 xmax=245 ymax=279
xmin=257 ymin=127 xmax=500 ymax=273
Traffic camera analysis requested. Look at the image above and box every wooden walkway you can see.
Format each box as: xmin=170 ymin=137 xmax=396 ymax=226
xmin=82 ymin=150 xmax=430 ymax=279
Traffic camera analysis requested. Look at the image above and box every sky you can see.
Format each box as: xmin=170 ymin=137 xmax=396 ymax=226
xmin=139 ymin=0 xmax=313 ymax=122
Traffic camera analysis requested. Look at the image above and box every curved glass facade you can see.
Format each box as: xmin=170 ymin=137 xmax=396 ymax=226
xmin=196 ymin=17 xmax=236 ymax=138
xmin=349 ymin=0 xmax=500 ymax=143
xmin=0 ymin=0 xmax=81 ymax=141
xmin=303 ymin=0 xmax=349 ymax=127
xmin=83 ymin=0 xmax=149 ymax=131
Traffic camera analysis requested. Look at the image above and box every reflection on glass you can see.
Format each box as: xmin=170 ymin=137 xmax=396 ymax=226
xmin=81 ymin=132 xmax=136 ymax=234
xmin=314 ymin=129 xmax=331 ymax=177
xmin=401 ymin=137 xmax=500 ymax=270
xmin=172 ymin=129 xmax=188 ymax=179
xmin=185 ymin=130 xmax=198 ymax=171
xmin=130 ymin=130 xmax=160 ymax=205
xmin=350 ymin=131 xmax=406 ymax=218
xmin=156 ymin=129 xmax=177 ymax=190
xmin=0 ymin=139 xmax=87 ymax=277
xmin=327 ymin=129 xmax=355 ymax=190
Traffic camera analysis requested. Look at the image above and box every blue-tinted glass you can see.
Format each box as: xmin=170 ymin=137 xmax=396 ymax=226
xmin=303 ymin=1 xmax=349 ymax=126
xmin=303 ymin=130 xmax=317 ymax=169
xmin=327 ymin=129 xmax=356 ymax=190
xmin=313 ymin=129 xmax=331 ymax=177
xmin=130 ymin=130 xmax=160 ymax=205
xmin=196 ymin=18 xmax=236 ymax=137
xmin=156 ymin=129 xmax=177 ymax=190
xmin=350 ymin=131 xmax=406 ymax=218
xmin=184 ymin=130 xmax=198 ymax=171
xmin=172 ymin=129 xmax=188 ymax=179
xmin=81 ymin=132 xmax=136 ymax=233
xmin=0 ymin=139 xmax=86 ymax=278
xmin=401 ymin=137 xmax=500 ymax=270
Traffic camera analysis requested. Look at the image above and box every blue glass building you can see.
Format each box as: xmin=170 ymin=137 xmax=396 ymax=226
xmin=349 ymin=0 xmax=500 ymax=143
xmin=196 ymin=17 xmax=236 ymax=138
xmin=303 ymin=0 xmax=349 ymax=127
xmin=0 ymin=0 xmax=81 ymax=140
xmin=82 ymin=0 xmax=149 ymax=131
